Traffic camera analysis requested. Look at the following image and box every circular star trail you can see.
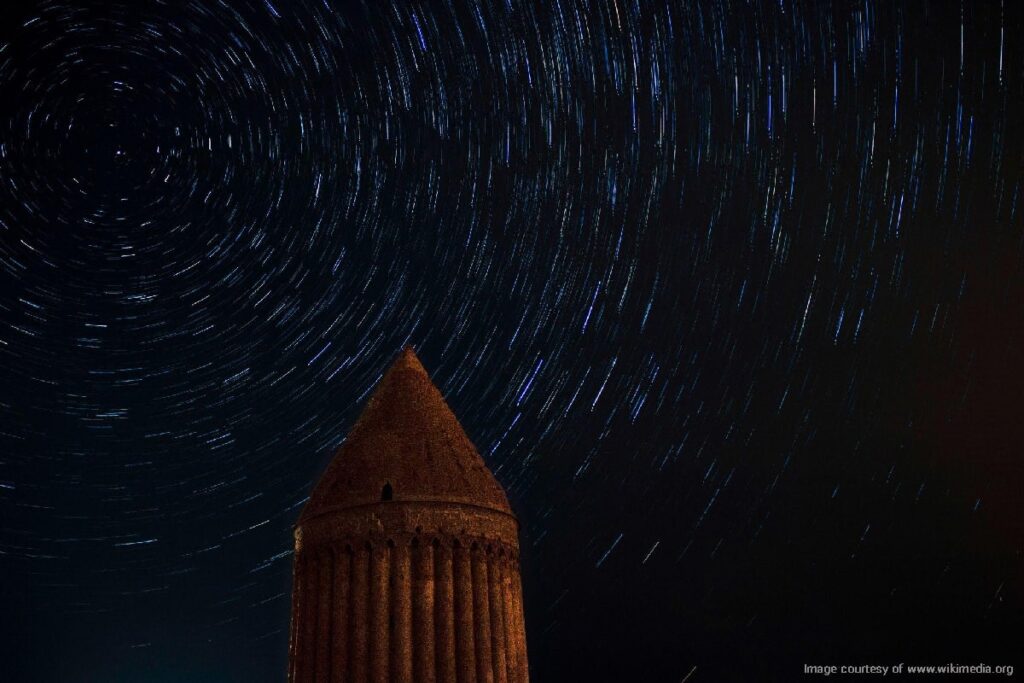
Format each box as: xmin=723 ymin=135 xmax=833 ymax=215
xmin=0 ymin=1 xmax=1021 ymax=680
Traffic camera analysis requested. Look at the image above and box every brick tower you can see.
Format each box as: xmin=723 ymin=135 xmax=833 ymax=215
xmin=288 ymin=348 xmax=529 ymax=682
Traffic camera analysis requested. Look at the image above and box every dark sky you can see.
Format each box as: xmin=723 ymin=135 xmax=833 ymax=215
xmin=0 ymin=1 xmax=1021 ymax=681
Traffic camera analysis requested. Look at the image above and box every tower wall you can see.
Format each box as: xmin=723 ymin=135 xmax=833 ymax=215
xmin=289 ymin=503 xmax=528 ymax=683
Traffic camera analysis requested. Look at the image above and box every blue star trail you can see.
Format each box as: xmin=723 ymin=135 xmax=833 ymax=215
xmin=0 ymin=1 xmax=1020 ymax=680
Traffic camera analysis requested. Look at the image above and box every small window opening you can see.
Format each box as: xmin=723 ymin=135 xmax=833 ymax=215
xmin=381 ymin=482 xmax=393 ymax=501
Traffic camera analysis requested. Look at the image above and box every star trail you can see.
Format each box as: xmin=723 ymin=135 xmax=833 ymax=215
xmin=0 ymin=1 xmax=1021 ymax=680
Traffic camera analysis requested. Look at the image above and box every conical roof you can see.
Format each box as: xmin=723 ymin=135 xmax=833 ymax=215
xmin=299 ymin=348 xmax=512 ymax=523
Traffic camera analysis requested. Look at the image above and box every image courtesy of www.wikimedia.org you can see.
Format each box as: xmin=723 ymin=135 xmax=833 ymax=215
xmin=804 ymin=663 xmax=1015 ymax=676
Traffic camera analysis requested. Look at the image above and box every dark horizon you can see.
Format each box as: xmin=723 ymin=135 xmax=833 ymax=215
xmin=0 ymin=1 xmax=1021 ymax=681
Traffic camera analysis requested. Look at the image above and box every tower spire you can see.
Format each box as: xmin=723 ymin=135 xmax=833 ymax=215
xmin=300 ymin=347 xmax=511 ymax=523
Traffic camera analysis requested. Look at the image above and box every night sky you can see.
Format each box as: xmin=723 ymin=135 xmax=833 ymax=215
xmin=0 ymin=1 xmax=1021 ymax=681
